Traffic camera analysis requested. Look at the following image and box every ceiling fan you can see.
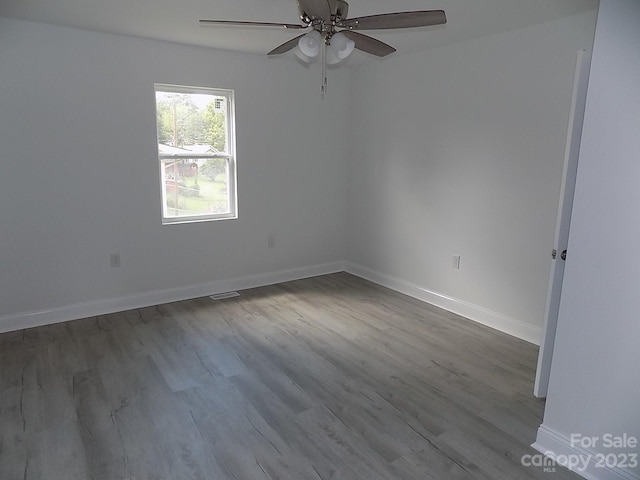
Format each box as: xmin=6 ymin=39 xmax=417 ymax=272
xmin=200 ymin=0 xmax=446 ymax=93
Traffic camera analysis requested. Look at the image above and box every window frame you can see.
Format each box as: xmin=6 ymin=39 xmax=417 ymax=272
xmin=154 ymin=83 xmax=237 ymax=225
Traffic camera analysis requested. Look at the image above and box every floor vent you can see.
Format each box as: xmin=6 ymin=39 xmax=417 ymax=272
xmin=210 ymin=291 xmax=240 ymax=301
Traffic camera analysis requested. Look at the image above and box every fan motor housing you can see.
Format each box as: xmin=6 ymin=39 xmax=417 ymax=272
xmin=298 ymin=0 xmax=349 ymax=23
xmin=334 ymin=0 xmax=349 ymax=20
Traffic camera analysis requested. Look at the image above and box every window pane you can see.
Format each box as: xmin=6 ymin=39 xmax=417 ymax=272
xmin=155 ymin=91 xmax=228 ymax=153
xmin=162 ymin=158 xmax=229 ymax=218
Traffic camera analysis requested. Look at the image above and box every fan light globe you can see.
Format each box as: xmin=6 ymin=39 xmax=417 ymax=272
xmin=329 ymin=32 xmax=355 ymax=60
xmin=298 ymin=30 xmax=322 ymax=58
xmin=294 ymin=48 xmax=313 ymax=63
xmin=325 ymin=46 xmax=342 ymax=65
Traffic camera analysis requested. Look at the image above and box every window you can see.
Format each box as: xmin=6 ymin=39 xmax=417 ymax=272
xmin=154 ymin=84 xmax=237 ymax=224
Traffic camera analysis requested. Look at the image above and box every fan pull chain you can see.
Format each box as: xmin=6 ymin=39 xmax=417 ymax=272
xmin=321 ymin=38 xmax=327 ymax=98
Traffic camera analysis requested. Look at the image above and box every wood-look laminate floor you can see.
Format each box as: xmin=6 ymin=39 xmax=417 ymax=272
xmin=0 ymin=273 xmax=580 ymax=480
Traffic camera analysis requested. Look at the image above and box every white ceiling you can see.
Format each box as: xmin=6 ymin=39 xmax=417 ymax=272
xmin=0 ymin=0 xmax=598 ymax=64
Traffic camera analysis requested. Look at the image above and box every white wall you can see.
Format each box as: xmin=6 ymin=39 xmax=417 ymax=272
xmin=535 ymin=0 xmax=640 ymax=478
xmin=0 ymin=18 xmax=350 ymax=330
xmin=345 ymin=11 xmax=597 ymax=344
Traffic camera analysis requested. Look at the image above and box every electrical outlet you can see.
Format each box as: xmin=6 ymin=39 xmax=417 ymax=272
xmin=452 ymin=254 xmax=461 ymax=269
xmin=268 ymin=233 xmax=276 ymax=248
xmin=110 ymin=253 xmax=121 ymax=268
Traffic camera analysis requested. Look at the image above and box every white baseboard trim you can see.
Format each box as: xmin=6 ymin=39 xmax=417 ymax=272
xmin=533 ymin=425 xmax=639 ymax=480
xmin=1 ymin=261 xmax=543 ymax=345
xmin=0 ymin=261 xmax=345 ymax=334
xmin=345 ymin=262 xmax=541 ymax=345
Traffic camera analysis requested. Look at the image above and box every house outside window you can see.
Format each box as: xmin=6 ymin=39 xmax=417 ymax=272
xmin=154 ymin=84 xmax=237 ymax=224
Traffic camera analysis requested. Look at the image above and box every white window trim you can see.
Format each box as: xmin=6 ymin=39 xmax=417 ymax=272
xmin=154 ymin=84 xmax=238 ymax=225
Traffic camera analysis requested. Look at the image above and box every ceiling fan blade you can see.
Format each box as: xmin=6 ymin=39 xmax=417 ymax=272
xmin=342 ymin=31 xmax=396 ymax=57
xmin=199 ymin=19 xmax=305 ymax=29
xmin=268 ymin=34 xmax=307 ymax=55
xmin=340 ymin=10 xmax=446 ymax=30
xmin=297 ymin=0 xmax=332 ymax=22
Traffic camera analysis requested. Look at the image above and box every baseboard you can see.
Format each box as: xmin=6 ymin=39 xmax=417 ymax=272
xmin=345 ymin=262 xmax=541 ymax=345
xmin=533 ymin=425 xmax=639 ymax=480
xmin=0 ymin=261 xmax=345 ymax=334
xmin=1 ymin=260 xmax=543 ymax=345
